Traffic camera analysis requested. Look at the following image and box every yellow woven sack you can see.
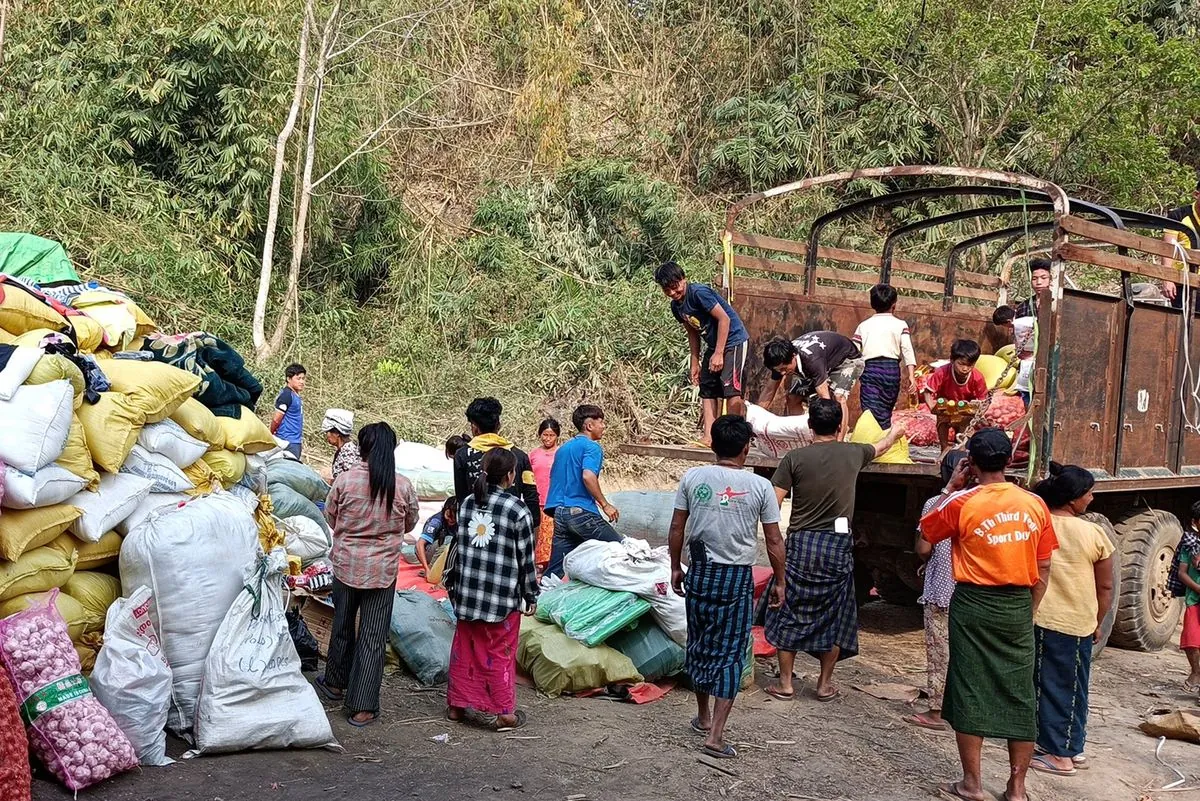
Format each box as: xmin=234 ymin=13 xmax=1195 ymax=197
xmin=171 ymin=397 xmax=223 ymax=450
xmin=67 ymin=314 xmax=106 ymax=353
xmin=0 ymin=328 xmax=14 ymax=345
xmin=26 ymin=353 xmax=86 ymax=410
xmin=850 ymin=410 xmax=913 ymax=464
xmin=77 ymin=391 xmax=145 ymax=472
xmin=182 ymin=458 xmax=223 ymax=495
xmin=100 ymin=359 xmax=199 ymax=423
xmin=202 ymin=449 xmax=247 ymax=488
xmin=218 ymin=406 xmax=277 ymax=454
xmin=62 ymin=572 xmax=121 ymax=633
xmin=75 ymin=643 xmax=97 ymax=674
xmin=0 ymin=282 xmax=68 ymax=335
xmin=975 ymin=354 xmax=1016 ymax=391
xmin=56 ymin=415 xmax=100 ymax=489
xmin=48 ymin=531 xmax=122 ymax=570
xmin=70 ymin=290 xmax=156 ymax=348
xmin=0 ymin=504 xmax=82 ymax=561
xmin=0 ymin=591 xmax=89 ymax=640
xmin=0 ymin=546 xmax=76 ymax=602
xmin=995 ymin=344 xmax=1016 ymax=362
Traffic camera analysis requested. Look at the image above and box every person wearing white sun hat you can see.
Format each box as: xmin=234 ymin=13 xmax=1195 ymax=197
xmin=446 ymin=447 xmax=538 ymax=731
xmin=322 ymin=408 xmax=360 ymax=481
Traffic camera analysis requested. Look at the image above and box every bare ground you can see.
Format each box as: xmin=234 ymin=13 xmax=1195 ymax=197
xmin=31 ymin=602 xmax=1200 ymax=801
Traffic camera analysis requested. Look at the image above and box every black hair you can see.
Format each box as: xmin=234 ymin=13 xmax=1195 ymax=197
xmin=762 ymin=336 xmax=797 ymax=371
xmin=474 ymin=448 xmax=517 ymax=504
xmin=572 ymin=404 xmax=605 ymax=432
xmin=445 ymin=434 xmax=468 ymax=459
xmin=285 ymin=363 xmax=306 ymax=379
xmin=466 ymin=397 xmax=502 ymax=434
xmin=1191 ymin=500 xmax=1200 ymax=521
xmin=538 ymin=418 xmax=561 ymax=436
xmin=1033 ymin=461 xmax=1095 ymax=508
xmin=1029 ymin=257 xmax=1052 ymax=275
xmin=992 ymin=305 xmax=1016 ymax=326
xmin=358 ymin=422 xmax=397 ymax=510
xmin=940 ymin=450 xmax=967 ymax=485
xmin=808 ymin=398 xmax=842 ymax=436
xmin=710 ymin=415 xmax=753 ymax=459
xmin=869 ymin=283 xmax=898 ymax=313
xmin=950 ymin=338 xmax=982 ymax=364
xmin=654 ymin=261 xmax=685 ymax=288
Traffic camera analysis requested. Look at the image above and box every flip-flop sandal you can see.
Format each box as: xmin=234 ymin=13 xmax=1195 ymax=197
xmin=763 ymin=685 xmax=795 ymax=701
xmin=702 ymin=743 xmax=737 ymax=759
xmin=492 ymin=710 xmax=528 ymax=732
xmin=1030 ymin=754 xmax=1077 ymax=776
xmin=315 ymin=675 xmax=345 ymax=702
xmin=904 ymin=713 xmax=948 ymax=730
xmin=938 ymin=782 xmax=982 ymax=801
xmin=1072 ymin=755 xmax=1088 ymax=770
xmin=347 ymin=713 xmax=378 ymax=728
xmin=1184 ymin=680 xmax=1199 ymax=693
xmin=690 ymin=716 xmax=711 ymax=735
xmin=815 ymin=689 xmax=841 ymax=702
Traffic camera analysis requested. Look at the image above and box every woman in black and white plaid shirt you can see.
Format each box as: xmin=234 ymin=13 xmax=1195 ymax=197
xmin=446 ymin=448 xmax=539 ymax=730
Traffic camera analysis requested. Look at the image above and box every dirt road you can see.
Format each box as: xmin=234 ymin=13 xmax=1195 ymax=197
xmin=31 ymin=603 xmax=1197 ymax=801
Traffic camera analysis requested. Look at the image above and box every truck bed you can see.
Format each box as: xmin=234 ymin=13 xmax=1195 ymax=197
xmin=619 ymin=442 xmax=940 ymax=477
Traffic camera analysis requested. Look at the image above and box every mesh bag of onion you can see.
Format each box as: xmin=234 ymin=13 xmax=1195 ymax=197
xmin=0 ymin=589 xmax=137 ymax=790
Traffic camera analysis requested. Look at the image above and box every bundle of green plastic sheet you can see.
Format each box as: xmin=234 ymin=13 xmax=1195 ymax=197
xmin=535 ymin=580 xmax=651 ymax=647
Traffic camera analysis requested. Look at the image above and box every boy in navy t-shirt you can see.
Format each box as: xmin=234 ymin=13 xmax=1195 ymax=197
xmin=654 ymin=261 xmax=750 ymax=446
xmin=271 ymin=363 xmax=306 ymax=458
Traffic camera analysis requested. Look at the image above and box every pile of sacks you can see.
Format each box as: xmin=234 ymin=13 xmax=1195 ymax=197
xmin=516 ymin=539 xmax=693 ymax=697
xmin=0 ymin=270 xmax=339 ymax=791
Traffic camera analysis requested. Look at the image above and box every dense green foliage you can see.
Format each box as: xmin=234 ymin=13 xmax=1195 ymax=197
xmin=2 ymin=0 xmax=1199 ymax=450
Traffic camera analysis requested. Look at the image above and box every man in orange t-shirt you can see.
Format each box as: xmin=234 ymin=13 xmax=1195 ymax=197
xmin=920 ymin=428 xmax=1057 ymax=801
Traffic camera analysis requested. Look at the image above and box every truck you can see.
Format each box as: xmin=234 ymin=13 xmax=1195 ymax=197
xmin=624 ymin=165 xmax=1200 ymax=652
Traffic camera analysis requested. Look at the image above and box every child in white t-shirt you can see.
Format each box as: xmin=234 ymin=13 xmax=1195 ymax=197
xmin=853 ymin=283 xmax=917 ymax=429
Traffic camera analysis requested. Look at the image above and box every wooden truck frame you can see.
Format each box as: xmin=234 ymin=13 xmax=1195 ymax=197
xmin=624 ymin=166 xmax=1200 ymax=652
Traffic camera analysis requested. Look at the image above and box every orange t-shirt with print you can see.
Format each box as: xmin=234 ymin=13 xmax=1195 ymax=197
xmin=920 ymin=482 xmax=1057 ymax=587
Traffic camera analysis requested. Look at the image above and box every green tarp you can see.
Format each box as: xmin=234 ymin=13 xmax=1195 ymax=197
xmin=0 ymin=233 xmax=79 ymax=285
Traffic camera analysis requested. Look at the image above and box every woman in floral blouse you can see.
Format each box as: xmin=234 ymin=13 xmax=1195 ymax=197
xmin=322 ymin=409 xmax=361 ymax=480
xmin=446 ymin=448 xmax=538 ymax=730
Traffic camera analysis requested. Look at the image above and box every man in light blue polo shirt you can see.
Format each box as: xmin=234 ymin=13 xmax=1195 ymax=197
xmin=543 ymin=404 xmax=624 ymax=578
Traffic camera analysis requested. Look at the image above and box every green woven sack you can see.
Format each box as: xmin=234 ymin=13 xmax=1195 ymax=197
xmin=535 ymin=580 xmax=651 ymax=647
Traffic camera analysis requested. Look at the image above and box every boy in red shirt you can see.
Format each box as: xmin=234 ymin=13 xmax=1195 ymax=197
xmin=922 ymin=339 xmax=989 ymax=451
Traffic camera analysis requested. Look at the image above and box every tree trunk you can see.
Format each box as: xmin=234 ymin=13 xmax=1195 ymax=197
xmin=252 ymin=0 xmax=314 ymax=361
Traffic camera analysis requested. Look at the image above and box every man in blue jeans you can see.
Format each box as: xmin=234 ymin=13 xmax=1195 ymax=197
xmin=544 ymin=404 xmax=624 ymax=578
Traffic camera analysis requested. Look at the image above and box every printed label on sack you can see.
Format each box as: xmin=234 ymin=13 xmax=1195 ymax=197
xmin=19 ymin=673 xmax=91 ymax=726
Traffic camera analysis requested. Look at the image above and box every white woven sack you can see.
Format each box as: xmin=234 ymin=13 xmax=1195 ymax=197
xmin=0 ymin=346 xmax=44 ymax=400
xmin=120 ymin=444 xmax=194 ymax=493
xmin=69 ymin=472 xmax=153 ymax=542
xmin=0 ymin=379 xmax=73 ymax=473
xmin=2 ymin=463 xmax=87 ymax=509
xmin=118 ymin=493 xmax=259 ymax=739
xmin=138 ymin=419 xmax=208 ymax=468
xmin=281 ymin=515 xmax=331 ymax=562
xmin=116 ymin=491 xmax=189 ymax=536
xmin=191 ymin=548 xmax=339 ymax=755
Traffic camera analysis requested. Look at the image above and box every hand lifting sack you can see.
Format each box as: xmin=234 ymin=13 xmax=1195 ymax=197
xmin=0 ymin=380 xmax=73 ymax=475
xmin=201 ymin=449 xmax=246 ymax=488
xmin=3 ymin=465 xmax=87 ymax=510
xmin=68 ymin=473 xmax=153 ymax=543
xmin=744 ymin=402 xmax=813 ymax=458
xmin=119 ymin=492 xmax=260 ymax=738
xmin=77 ymin=391 xmax=146 ymax=473
xmin=90 ymin=587 xmax=173 ymax=766
xmin=517 ymin=617 xmax=642 ymax=697
xmin=0 ymin=504 xmax=81 ymax=561
xmin=849 ymin=410 xmax=912 ymax=464
xmin=100 ymin=359 xmax=199 ymax=424
xmin=61 ymin=572 xmax=121 ymax=634
xmin=0 ymin=346 xmax=43 ymax=401
xmin=119 ymin=444 xmax=194 ymax=493
xmin=48 ymin=531 xmax=123 ymax=571
xmin=24 ymin=354 xmax=85 ymax=411
xmin=138 ymin=419 xmax=207 ymax=468
xmin=562 ymin=538 xmax=688 ymax=646
xmin=388 ymin=590 xmax=455 ymax=686
xmin=169 ymin=398 xmax=223 ymax=450
xmin=56 ymin=416 xmax=99 ymax=490
xmin=281 ymin=515 xmax=331 ymax=562
xmin=218 ymin=407 xmax=277 ymax=454
xmin=191 ymin=548 xmax=339 ymax=755
xmin=266 ymin=460 xmax=330 ymax=503
xmin=0 ymin=546 xmax=76 ymax=603
xmin=116 ymin=492 xmax=188 ymax=536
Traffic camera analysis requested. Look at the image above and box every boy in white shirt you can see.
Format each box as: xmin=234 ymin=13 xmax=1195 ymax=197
xmin=853 ymin=284 xmax=917 ymax=429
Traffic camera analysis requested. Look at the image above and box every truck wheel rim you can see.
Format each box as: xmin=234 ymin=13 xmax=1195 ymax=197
xmin=1152 ymin=544 xmax=1177 ymax=620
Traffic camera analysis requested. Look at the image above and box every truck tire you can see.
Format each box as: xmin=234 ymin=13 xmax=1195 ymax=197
xmin=1108 ymin=510 xmax=1183 ymax=652
xmin=1080 ymin=513 xmax=1122 ymax=658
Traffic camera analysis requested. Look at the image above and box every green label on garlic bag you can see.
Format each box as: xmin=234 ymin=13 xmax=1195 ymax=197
xmin=19 ymin=673 xmax=91 ymax=726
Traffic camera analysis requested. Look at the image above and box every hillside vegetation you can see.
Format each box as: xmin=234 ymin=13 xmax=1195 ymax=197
xmin=2 ymin=0 xmax=1199 ymax=453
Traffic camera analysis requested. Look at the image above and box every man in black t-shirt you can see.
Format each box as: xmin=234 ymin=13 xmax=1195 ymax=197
xmin=1160 ymin=177 xmax=1200 ymax=308
xmin=759 ymin=332 xmax=864 ymax=440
